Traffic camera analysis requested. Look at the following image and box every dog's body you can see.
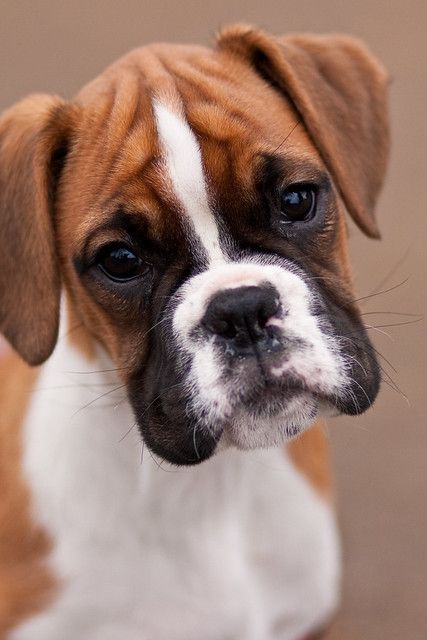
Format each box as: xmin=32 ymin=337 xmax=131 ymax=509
xmin=0 ymin=25 xmax=389 ymax=639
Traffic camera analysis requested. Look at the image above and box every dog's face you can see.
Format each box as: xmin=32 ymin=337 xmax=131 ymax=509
xmin=0 ymin=26 xmax=389 ymax=465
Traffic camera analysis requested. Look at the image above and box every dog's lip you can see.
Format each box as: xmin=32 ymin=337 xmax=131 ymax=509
xmin=226 ymin=372 xmax=338 ymax=419
xmin=238 ymin=367 xmax=326 ymax=398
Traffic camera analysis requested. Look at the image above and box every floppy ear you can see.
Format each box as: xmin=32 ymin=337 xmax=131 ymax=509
xmin=0 ymin=94 xmax=73 ymax=365
xmin=217 ymin=25 xmax=390 ymax=238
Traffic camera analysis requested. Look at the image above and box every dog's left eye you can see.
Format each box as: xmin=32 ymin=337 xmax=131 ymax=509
xmin=279 ymin=185 xmax=316 ymax=223
xmin=97 ymin=244 xmax=149 ymax=282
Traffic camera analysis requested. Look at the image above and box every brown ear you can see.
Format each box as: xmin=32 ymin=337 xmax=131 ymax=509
xmin=217 ymin=25 xmax=390 ymax=238
xmin=0 ymin=94 xmax=73 ymax=365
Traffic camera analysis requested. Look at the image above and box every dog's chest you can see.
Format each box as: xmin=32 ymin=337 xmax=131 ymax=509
xmin=11 ymin=341 xmax=340 ymax=640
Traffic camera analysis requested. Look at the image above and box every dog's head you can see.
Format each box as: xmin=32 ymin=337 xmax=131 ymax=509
xmin=0 ymin=26 xmax=389 ymax=464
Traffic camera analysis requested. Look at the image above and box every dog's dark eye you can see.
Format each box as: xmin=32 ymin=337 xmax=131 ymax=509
xmin=279 ymin=185 xmax=316 ymax=223
xmin=97 ymin=244 xmax=149 ymax=282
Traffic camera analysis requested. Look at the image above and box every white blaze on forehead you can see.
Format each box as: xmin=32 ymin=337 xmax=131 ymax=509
xmin=153 ymin=101 xmax=225 ymax=264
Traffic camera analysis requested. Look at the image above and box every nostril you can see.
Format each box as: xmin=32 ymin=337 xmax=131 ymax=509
xmin=257 ymin=308 xmax=268 ymax=330
xmin=205 ymin=317 xmax=237 ymax=339
xmin=257 ymin=297 xmax=280 ymax=328
xmin=218 ymin=319 xmax=237 ymax=339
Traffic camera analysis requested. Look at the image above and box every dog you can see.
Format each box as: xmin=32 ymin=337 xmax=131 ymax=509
xmin=0 ymin=24 xmax=389 ymax=640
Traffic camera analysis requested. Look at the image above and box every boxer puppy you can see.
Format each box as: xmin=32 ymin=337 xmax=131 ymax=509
xmin=0 ymin=24 xmax=389 ymax=640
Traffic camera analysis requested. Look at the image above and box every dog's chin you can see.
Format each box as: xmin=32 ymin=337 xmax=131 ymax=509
xmin=221 ymin=392 xmax=321 ymax=451
xmin=137 ymin=391 xmax=321 ymax=467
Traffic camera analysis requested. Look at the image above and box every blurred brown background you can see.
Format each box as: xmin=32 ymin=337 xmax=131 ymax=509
xmin=0 ymin=1 xmax=426 ymax=638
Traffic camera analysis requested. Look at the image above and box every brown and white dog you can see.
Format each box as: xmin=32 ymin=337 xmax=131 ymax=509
xmin=0 ymin=24 xmax=389 ymax=640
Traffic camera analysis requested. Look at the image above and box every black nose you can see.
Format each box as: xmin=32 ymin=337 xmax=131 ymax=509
xmin=202 ymin=285 xmax=281 ymax=355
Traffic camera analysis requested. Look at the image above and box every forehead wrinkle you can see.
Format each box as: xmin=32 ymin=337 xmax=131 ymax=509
xmin=69 ymin=73 xmax=159 ymax=219
xmin=153 ymin=99 xmax=226 ymax=265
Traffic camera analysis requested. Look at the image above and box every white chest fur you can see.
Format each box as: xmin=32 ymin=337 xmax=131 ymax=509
xmin=11 ymin=336 xmax=340 ymax=640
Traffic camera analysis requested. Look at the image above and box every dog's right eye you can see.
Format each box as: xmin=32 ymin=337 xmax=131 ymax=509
xmin=279 ymin=184 xmax=317 ymax=224
xmin=97 ymin=243 xmax=150 ymax=282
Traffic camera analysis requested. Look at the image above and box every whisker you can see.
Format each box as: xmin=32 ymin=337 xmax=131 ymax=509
xmin=369 ymin=246 xmax=412 ymax=297
xmin=272 ymin=120 xmax=300 ymax=154
xmin=141 ymin=315 xmax=170 ymax=339
xmin=35 ymin=382 xmax=121 ymax=391
xmin=64 ymin=366 xmax=129 ymax=375
xmin=340 ymin=335 xmax=398 ymax=374
xmin=147 ymin=447 xmax=178 ymax=473
xmin=365 ymin=317 xmax=423 ymax=329
xmin=381 ymin=377 xmax=410 ymax=405
xmin=337 ymin=333 xmax=408 ymax=402
xmin=359 ymin=311 xmax=422 ymax=318
xmin=351 ymin=277 xmax=410 ymax=305
xmin=377 ymin=363 xmax=401 ymax=392
xmin=370 ymin=347 xmax=398 ymax=374
xmin=345 ymin=387 xmax=361 ymax=414
xmin=348 ymin=377 xmax=371 ymax=407
xmin=344 ymin=353 xmax=368 ymax=377
xmin=72 ymin=383 xmax=127 ymax=418
xmin=57 ymin=322 xmax=84 ymax=343
xmin=362 ymin=324 xmax=393 ymax=340
xmin=136 ymin=382 xmax=184 ymax=422
xmin=193 ymin=422 xmax=201 ymax=460
xmin=118 ymin=422 xmax=137 ymax=443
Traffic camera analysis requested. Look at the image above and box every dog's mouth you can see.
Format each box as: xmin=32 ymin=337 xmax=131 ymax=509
xmin=210 ymin=368 xmax=335 ymax=451
xmin=129 ymin=361 xmax=339 ymax=466
xmin=222 ymin=352 xmax=332 ymax=409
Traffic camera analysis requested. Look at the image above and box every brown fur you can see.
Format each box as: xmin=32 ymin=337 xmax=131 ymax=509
xmin=287 ymin=420 xmax=333 ymax=499
xmin=0 ymin=352 xmax=56 ymax=636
